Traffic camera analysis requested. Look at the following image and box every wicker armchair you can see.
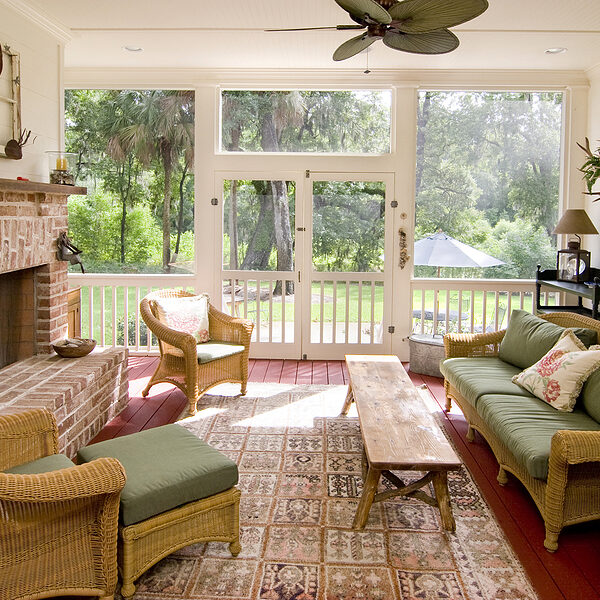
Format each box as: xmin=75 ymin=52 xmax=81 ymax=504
xmin=0 ymin=409 xmax=126 ymax=600
xmin=140 ymin=289 xmax=254 ymax=415
xmin=443 ymin=311 xmax=600 ymax=551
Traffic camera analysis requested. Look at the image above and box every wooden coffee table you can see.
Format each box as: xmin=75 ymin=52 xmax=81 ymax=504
xmin=342 ymin=354 xmax=461 ymax=530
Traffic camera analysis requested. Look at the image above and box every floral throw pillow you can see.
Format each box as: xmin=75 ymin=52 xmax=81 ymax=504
xmin=512 ymin=330 xmax=600 ymax=412
xmin=154 ymin=294 xmax=210 ymax=343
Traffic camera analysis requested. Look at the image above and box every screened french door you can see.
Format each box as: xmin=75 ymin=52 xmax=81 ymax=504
xmin=300 ymin=172 xmax=395 ymax=359
xmin=217 ymin=172 xmax=395 ymax=359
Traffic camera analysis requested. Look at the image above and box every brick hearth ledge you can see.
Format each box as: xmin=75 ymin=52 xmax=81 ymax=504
xmin=0 ymin=348 xmax=129 ymax=458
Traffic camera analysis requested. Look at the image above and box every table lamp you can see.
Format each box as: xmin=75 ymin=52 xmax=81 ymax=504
xmin=553 ymin=209 xmax=598 ymax=283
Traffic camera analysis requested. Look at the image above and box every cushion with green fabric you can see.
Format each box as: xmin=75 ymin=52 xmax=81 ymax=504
xmin=5 ymin=453 xmax=74 ymax=474
xmin=77 ymin=424 xmax=238 ymax=526
xmin=477 ymin=393 xmax=600 ymax=480
xmin=581 ymin=368 xmax=600 ymax=423
xmin=197 ymin=341 xmax=245 ymax=364
xmin=440 ymin=357 xmax=535 ymax=410
xmin=498 ymin=310 xmax=597 ymax=369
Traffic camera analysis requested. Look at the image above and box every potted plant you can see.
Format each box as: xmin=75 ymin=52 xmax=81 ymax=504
xmin=577 ymin=137 xmax=600 ymax=201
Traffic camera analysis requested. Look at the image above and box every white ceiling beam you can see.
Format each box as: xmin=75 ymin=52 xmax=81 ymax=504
xmin=0 ymin=0 xmax=72 ymax=43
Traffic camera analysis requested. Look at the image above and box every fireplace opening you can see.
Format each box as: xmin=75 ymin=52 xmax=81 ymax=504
xmin=0 ymin=267 xmax=37 ymax=369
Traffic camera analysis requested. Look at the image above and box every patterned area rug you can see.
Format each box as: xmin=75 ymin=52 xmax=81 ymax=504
xmin=120 ymin=382 xmax=537 ymax=600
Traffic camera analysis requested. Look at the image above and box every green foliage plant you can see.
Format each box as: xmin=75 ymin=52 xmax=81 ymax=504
xmin=577 ymin=137 xmax=600 ymax=201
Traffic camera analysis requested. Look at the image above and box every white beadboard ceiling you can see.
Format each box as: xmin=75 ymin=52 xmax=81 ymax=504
xmin=13 ymin=0 xmax=600 ymax=72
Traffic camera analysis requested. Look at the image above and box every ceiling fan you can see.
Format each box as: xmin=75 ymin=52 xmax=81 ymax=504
xmin=266 ymin=0 xmax=489 ymax=61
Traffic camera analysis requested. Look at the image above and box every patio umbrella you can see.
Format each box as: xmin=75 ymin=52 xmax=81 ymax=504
xmin=414 ymin=231 xmax=504 ymax=276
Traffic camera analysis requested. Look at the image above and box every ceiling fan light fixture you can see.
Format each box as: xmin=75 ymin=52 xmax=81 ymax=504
xmin=123 ymin=45 xmax=143 ymax=52
xmin=545 ymin=47 xmax=567 ymax=54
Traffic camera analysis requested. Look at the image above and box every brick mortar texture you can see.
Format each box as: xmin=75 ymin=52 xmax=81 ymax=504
xmin=0 ymin=348 xmax=129 ymax=458
xmin=1 ymin=188 xmax=70 ymax=351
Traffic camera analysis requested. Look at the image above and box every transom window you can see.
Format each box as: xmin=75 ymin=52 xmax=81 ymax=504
xmin=220 ymin=89 xmax=391 ymax=154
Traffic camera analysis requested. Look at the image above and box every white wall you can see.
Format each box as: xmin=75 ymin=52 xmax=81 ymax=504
xmin=0 ymin=5 xmax=62 ymax=182
xmin=586 ymin=65 xmax=600 ymax=266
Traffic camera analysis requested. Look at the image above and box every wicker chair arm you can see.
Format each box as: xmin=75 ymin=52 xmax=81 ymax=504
xmin=550 ymin=430 xmax=600 ymax=465
xmin=209 ymin=304 xmax=254 ymax=347
xmin=0 ymin=457 xmax=126 ymax=503
xmin=0 ymin=409 xmax=59 ymax=471
xmin=443 ymin=329 xmax=506 ymax=358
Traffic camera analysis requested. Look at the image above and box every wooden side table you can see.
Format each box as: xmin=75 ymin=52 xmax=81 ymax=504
xmin=67 ymin=287 xmax=81 ymax=338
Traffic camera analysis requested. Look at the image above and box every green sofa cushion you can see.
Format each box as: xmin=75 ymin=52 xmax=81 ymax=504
xmin=77 ymin=424 xmax=238 ymax=526
xmin=582 ymin=368 xmax=600 ymax=423
xmin=440 ymin=357 xmax=534 ymax=410
xmin=5 ymin=454 xmax=74 ymax=474
xmin=477 ymin=394 xmax=600 ymax=480
xmin=498 ymin=310 xmax=597 ymax=369
xmin=197 ymin=341 xmax=245 ymax=364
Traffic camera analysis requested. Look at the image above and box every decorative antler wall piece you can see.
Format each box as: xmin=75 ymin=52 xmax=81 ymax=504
xmin=4 ymin=128 xmax=35 ymax=160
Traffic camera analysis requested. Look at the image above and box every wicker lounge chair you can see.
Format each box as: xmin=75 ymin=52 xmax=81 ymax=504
xmin=140 ymin=289 xmax=254 ymax=415
xmin=0 ymin=409 xmax=126 ymax=600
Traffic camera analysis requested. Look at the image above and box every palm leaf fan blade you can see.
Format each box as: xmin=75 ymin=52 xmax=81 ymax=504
xmin=383 ymin=29 xmax=459 ymax=54
xmin=334 ymin=0 xmax=392 ymax=24
xmin=389 ymin=0 xmax=488 ymax=33
xmin=333 ymin=34 xmax=377 ymax=61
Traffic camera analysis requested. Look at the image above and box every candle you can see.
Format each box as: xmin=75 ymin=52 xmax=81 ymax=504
xmin=56 ymin=157 xmax=67 ymax=170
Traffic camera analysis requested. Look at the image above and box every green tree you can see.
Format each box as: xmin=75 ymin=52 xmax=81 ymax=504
xmin=105 ymin=90 xmax=194 ymax=270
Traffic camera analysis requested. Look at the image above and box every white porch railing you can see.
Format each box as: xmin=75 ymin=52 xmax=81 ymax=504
xmin=410 ymin=278 xmax=558 ymax=335
xmin=68 ymin=274 xmax=561 ymax=353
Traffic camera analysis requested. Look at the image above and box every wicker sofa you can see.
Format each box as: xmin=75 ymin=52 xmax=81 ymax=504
xmin=441 ymin=311 xmax=600 ymax=552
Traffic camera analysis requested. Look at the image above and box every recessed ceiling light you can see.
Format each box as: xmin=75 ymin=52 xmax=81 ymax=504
xmin=123 ymin=45 xmax=143 ymax=52
xmin=545 ymin=47 xmax=567 ymax=55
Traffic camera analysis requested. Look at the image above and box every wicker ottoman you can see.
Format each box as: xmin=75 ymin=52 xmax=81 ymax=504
xmin=78 ymin=424 xmax=241 ymax=599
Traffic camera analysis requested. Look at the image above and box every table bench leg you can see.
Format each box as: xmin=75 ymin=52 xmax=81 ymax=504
xmin=340 ymin=384 xmax=354 ymax=416
xmin=353 ymin=465 xmax=381 ymax=529
xmin=432 ymin=471 xmax=456 ymax=532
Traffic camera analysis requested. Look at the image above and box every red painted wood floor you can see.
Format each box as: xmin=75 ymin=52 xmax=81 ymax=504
xmin=91 ymin=357 xmax=600 ymax=600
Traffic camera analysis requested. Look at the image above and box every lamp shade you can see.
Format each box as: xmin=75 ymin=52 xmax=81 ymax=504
xmin=553 ymin=209 xmax=598 ymax=235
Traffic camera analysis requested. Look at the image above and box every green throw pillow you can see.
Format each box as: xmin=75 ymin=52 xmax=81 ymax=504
xmin=582 ymin=368 xmax=600 ymax=423
xmin=498 ymin=309 xmax=597 ymax=369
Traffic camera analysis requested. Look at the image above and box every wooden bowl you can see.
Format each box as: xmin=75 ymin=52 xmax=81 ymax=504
xmin=52 ymin=338 xmax=96 ymax=358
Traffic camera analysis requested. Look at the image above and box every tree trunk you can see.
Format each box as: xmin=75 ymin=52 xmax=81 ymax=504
xmin=271 ymin=180 xmax=294 ymax=294
xmin=259 ymin=105 xmax=294 ymax=294
xmin=118 ymin=157 xmax=134 ymax=264
xmin=240 ymin=183 xmax=274 ymax=270
xmin=161 ymin=154 xmax=173 ymax=271
xmin=175 ymin=165 xmax=188 ymax=256
xmin=415 ymin=91 xmax=432 ymax=197
xmin=229 ymin=180 xmax=239 ymax=269
xmin=227 ymin=126 xmax=242 ymax=270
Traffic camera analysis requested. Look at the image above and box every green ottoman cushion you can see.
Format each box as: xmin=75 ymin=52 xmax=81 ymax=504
xmin=498 ymin=310 xmax=597 ymax=369
xmin=5 ymin=454 xmax=74 ymax=474
xmin=477 ymin=394 xmax=600 ymax=480
xmin=197 ymin=341 xmax=245 ymax=364
xmin=77 ymin=424 xmax=238 ymax=526
xmin=440 ymin=357 xmax=534 ymax=410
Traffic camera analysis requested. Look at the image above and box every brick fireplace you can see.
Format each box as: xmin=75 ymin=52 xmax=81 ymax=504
xmin=0 ymin=179 xmax=129 ymax=457
xmin=0 ymin=179 xmax=76 ymax=364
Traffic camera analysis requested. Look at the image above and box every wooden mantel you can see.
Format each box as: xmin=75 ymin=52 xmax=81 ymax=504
xmin=0 ymin=178 xmax=87 ymax=195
